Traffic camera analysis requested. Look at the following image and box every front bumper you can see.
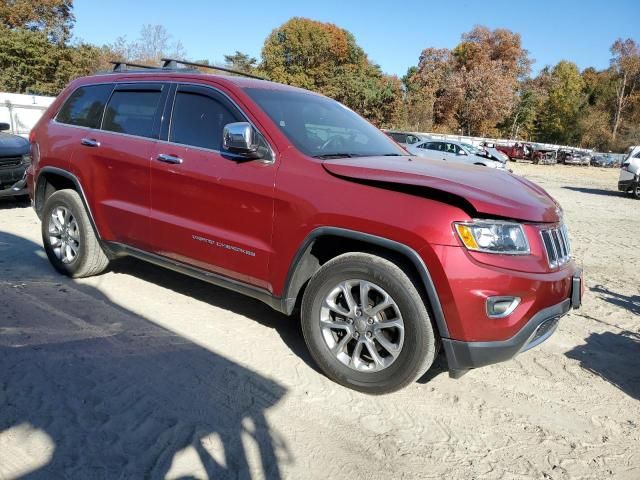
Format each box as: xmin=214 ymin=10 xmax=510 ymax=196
xmin=618 ymin=177 xmax=637 ymax=192
xmin=442 ymin=269 xmax=583 ymax=376
xmin=0 ymin=164 xmax=28 ymax=198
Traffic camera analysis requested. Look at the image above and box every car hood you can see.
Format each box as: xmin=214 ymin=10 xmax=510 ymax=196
xmin=0 ymin=133 xmax=29 ymax=157
xmin=322 ymin=156 xmax=561 ymax=223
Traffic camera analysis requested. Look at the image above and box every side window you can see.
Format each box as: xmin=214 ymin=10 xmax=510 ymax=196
xmin=445 ymin=143 xmax=458 ymax=154
xmin=425 ymin=142 xmax=442 ymax=151
xmin=56 ymin=84 xmax=112 ymax=128
xmin=170 ymin=90 xmax=241 ymax=150
xmin=102 ymin=88 xmax=163 ymax=139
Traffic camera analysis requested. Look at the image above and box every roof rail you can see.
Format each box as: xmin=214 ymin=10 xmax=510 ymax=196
xmin=110 ymin=61 xmax=157 ymax=72
xmin=161 ymin=58 xmax=266 ymax=80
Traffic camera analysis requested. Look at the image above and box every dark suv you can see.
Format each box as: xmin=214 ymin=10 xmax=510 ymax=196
xmin=0 ymin=122 xmax=29 ymax=199
xmin=27 ymin=60 xmax=583 ymax=393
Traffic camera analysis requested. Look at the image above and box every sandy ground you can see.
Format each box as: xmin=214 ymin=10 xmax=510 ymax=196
xmin=0 ymin=163 xmax=638 ymax=479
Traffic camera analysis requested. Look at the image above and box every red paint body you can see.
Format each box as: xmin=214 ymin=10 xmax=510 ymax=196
xmin=27 ymin=72 xmax=579 ymax=344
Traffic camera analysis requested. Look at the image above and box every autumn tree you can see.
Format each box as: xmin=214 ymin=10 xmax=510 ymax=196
xmin=0 ymin=0 xmax=74 ymax=43
xmin=224 ymin=51 xmax=258 ymax=74
xmin=260 ymin=17 xmax=403 ymax=127
xmin=108 ymin=24 xmax=186 ymax=65
xmin=404 ymin=26 xmax=531 ymax=136
xmin=403 ymin=48 xmax=451 ymax=131
xmin=536 ymin=61 xmax=585 ymax=145
xmin=610 ymin=38 xmax=640 ymax=141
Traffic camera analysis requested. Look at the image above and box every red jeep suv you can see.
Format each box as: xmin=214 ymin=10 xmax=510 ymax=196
xmin=27 ymin=60 xmax=583 ymax=393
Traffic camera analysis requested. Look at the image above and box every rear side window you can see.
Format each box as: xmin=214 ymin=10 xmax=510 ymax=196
xmin=170 ymin=90 xmax=241 ymax=150
xmin=103 ymin=89 xmax=163 ymax=139
xmin=56 ymin=84 xmax=112 ymax=128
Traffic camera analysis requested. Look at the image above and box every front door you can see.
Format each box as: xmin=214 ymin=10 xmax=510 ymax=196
xmin=149 ymin=84 xmax=277 ymax=290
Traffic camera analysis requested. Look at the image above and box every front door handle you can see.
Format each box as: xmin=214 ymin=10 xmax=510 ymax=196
xmin=80 ymin=138 xmax=100 ymax=147
xmin=157 ymin=153 xmax=183 ymax=165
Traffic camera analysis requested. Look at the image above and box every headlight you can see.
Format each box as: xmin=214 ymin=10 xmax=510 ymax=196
xmin=454 ymin=220 xmax=530 ymax=254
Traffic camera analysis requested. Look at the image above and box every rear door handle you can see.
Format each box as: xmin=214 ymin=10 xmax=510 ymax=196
xmin=80 ymin=138 xmax=100 ymax=147
xmin=157 ymin=153 xmax=183 ymax=165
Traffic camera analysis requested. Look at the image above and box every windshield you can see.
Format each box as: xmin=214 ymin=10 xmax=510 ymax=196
xmin=461 ymin=143 xmax=483 ymax=155
xmin=244 ymin=88 xmax=405 ymax=158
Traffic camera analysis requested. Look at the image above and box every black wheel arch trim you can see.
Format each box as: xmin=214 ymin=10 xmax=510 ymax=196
xmin=35 ymin=166 xmax=105 ymax=246
xmin=282 ymin=227 xmax=450 ymax=338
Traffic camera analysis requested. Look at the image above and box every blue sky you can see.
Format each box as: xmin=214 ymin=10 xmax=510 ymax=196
xmin=73 ymin=0 xmax=639 ymax=76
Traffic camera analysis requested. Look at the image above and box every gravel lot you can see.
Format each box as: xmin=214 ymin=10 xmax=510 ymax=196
xmin=0 ymin=163 xmax=638 ymax=479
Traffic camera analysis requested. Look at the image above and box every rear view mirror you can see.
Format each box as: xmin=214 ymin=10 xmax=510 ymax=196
xmin=0 ymin=122 xmax=10 ymax=131
xmin=222 ymin=122 xmax=261 ymax=159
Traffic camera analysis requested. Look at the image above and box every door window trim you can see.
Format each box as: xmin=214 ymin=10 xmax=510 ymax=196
xmin=51 ymin=81 xmax=276 ymax=162
xmin=161 ymin=82 xmax=276 ymax=163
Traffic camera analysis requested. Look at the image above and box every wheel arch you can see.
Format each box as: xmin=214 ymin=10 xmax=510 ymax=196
xmin=282 ymin=227 xmax=450 ymax=338
xmin=35 ymin=167 xmax=102 ymax=241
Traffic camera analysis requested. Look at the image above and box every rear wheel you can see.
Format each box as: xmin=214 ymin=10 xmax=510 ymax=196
xmin=41 ymin=189 xmax=110 ymax=278
xmin=633 ymin=182 xmax=640 ymax=200
xmin=301 ymin=253 xmax=436 ymax=394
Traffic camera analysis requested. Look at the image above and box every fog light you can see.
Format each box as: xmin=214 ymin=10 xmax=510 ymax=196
xmin=486 ymin=296 xmax=520 ymax=318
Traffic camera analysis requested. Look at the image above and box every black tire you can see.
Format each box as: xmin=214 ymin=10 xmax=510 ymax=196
xmin=41 ymin=189 xmax=109 ymax=278
xmin=633 ymin=182 xmax=640 ymax=200
xmin=301 ymin=252 xmax=436 ymax=394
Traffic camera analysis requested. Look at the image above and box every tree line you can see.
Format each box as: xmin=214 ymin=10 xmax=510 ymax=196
xmin=1 ymin=1 xmax=638 ymax=152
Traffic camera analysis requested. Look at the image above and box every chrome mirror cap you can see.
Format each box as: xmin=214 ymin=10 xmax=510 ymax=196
xmin=223 ymin=122 xmax=257 ymax=155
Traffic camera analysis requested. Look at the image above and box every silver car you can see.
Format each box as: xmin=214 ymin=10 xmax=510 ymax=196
xmin=407 ymin=140 xmax=508 ymax=170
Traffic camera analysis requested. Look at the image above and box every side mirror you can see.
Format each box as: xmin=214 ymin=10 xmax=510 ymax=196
xmin=0 ymin=122 xmax=10 ymax=132
xmin=458 ymin=149 xmax=467 ymax=156
xmin=223 ymin=122 xmax=261 ymax=159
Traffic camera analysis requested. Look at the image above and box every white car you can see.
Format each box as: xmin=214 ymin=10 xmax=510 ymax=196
xmin=618 ymin=145 xmax=640 ymax=199
xmin=407 ymin=140 xmax=508 ymax=170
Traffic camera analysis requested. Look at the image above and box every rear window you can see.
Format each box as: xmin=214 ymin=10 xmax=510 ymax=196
xmin=102 ymin=89 xmax=162 ymax=139
xmin=56 ymin=84 xmax=112 ymax=128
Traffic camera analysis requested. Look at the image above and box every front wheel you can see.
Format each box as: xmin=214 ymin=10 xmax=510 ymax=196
xmin=301 ymin=253 xmax=437 ymax=394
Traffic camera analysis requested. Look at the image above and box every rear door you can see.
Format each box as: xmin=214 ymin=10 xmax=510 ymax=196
xmin=78 ymin=83 xmax=167 ymax=249
xmin=148 ymin=84 xmax=277 ymax=289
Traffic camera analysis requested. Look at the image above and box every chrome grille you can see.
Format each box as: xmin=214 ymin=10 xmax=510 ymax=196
xmin=541 ymin=224 xmax=571 ymax=268
xmin=0 ymin=156 xmax=22 ymax=168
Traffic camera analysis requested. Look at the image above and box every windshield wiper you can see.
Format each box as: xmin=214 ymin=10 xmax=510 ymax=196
xmin=312 ymin=153 xmax=359 ymax=159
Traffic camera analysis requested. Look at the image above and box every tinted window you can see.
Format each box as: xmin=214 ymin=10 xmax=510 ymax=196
xmin=423 ymin=142 xmax=443 ymax=151
xmin=444 ymin=143 xmax=460 ymax=154
xmin=388 ymin=132 xmax=407 ymax=143
xmin=57 ymin=85 xmax=112 ymax=128
xmin=245 ymin=88 xmax=404 ymax=158
xmin=170 ymin=90 xmax=240 ymax=150
xmin=102 ymin=90 xmax=162 ymax=138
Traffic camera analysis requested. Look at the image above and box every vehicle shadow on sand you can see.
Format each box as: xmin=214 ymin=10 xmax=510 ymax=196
xmin=0 ymin=231 xmax=290 ymax=479
xmin=110 ymin=257 xmax=319 ymax=373
xmin=565 ymin=330 xmax=640 ymax=401
xmin=589 ymin=284 xmax=640 ymax=316
xmin=561 ymin=186 xmax=626 ymax=198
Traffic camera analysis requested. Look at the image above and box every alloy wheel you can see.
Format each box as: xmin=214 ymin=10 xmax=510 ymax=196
xmin=319 ymin=279 xmax=405 ymax=372
xmin=48 ymin=206 xmax=81 ymax=264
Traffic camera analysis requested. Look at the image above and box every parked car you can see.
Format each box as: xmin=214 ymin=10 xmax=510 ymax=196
xmin=408 ymin=140 xmax=508 ymax=170
xmin=559 ymin=150 xmax=590 ymax=166
xmin=618 ymin=145 xmax=640 ymax=199
xmin=494 ymin=142 xmax=532 ymax=162
xmin=590 ymin=154 xmax=617 ymax=168
xmin=27 ymin=60 xmax=583 ymax=393
xmin=383 ymin=130 xmax=425 ymax=148
xmin=0 ymin=122 xmax=30 ymax=199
